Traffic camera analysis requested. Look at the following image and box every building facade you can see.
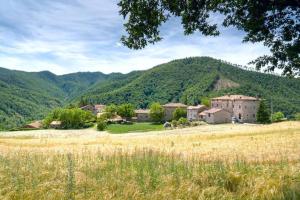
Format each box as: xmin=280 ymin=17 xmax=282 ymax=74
xmin=163 ymin=103 xmax=187 ymax=121
xmin=201 ymin=108 xmax=232 ymax=124
xmin=211 ymin=95 xmax=260 ymax=123
xmin=187 ymin=105 xmax=207 ymax=121
xmin=135 ymin=109 xmax=151 ymax=122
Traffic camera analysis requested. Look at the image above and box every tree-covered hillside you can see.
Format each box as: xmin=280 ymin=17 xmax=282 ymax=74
xmin=81 ymin=57 xmax=300 ymax=117
xmin=0 ymin=68 xmax=110 ymax=129
xmin=0 ymin=57 xmax=299 ymax=130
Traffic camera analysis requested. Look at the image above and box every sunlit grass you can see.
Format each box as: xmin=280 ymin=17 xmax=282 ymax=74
xmin=0 ymin=121 xmax=299 ymax=199
xmin=106 ymin=122 xmax=164 ymax=134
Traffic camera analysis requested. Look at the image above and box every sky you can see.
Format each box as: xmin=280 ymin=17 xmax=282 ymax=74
xmin=0 ymin=0 xmax=270 ymax=75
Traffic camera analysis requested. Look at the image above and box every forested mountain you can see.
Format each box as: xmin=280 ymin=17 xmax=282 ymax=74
xmin=0 ymin=57 xmax=299 ymax=130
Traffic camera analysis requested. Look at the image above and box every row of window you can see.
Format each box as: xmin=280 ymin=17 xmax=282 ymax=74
xmin=213 ymin=103 xmax=256 ymax=110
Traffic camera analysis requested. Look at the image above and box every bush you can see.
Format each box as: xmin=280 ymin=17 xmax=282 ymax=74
xmin=271 ymin=112 xmax=285 ymax=122
xmin=294 ymin=113 xmax=300 ymax=121
xmin=104 ymin=104 xmax=118 ymax=118
xmin=43 ymin=108 xmax=95 ymax=129
xmin=149 ymin=102 xmax=164 ymax=123
xmin=178 ymin=117 xmax=189 ymax=126
xmin=117 ymin=104 xmax=135 ymax=120
xmin=173 ymin=108 xmax=187 ymax=121
xmin=97 ymin=120 xmax=107 ymax=131
xmin=257 ymin=101 xmax=271 ymax=124
xmin=171 ymin=120 xmax=178 ymax=127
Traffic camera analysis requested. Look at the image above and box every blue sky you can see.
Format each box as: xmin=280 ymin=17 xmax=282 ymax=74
xmin=0 ymin=0 xmax=270 ymax=75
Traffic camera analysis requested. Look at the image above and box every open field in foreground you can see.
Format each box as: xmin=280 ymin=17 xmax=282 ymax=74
xmin=0 ymin=122 xmax=300 ymax=199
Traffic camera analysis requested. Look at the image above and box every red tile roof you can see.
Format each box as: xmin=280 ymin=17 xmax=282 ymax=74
xmin=187 ymin=105 xmax=206 ymax=110
xmin=135 ymin=109 xmax=150 ymax=114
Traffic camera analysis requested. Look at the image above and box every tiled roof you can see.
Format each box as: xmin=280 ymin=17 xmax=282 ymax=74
xmin=187 ymin=105 xmax=206 ymax=110
xmin=94 ymin=104 xmax=106 ymax=109
xmin=212 ymin=95 xmax=258 ymax=101
xmin=163 ymin=103 xmax=187 ymax=108
xmin=135 ymin=109 xmax=150 ymax=114
xmin=201 ymin=108 xmax=230 ymax=114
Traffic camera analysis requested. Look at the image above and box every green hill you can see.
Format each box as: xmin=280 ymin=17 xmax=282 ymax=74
xmin=80 ymin=57 xmax=300 ymax=115
xmin=0 ymin=57 xmax=299 ymax=130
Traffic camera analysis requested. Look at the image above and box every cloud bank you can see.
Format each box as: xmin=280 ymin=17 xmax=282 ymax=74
xmin=0 ymin=0 xmax=270 ymax=74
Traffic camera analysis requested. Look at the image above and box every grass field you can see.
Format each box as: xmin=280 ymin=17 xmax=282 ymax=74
xmin=106 ymin=122 xmax=164 ymax=134
xmin=0 ymin=122 xmax=299 ymax=199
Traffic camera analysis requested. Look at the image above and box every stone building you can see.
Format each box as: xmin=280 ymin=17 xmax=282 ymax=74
xmin=200 ymin=108 xmax=232 ymax=124
xmin=163 ymin=103 xmax=187 ymax=121
xmin=211 ymin=95 xmax=260 ymax=123
xmin=187 ymin=105 xmax=207 ymax=121
xmin=135 ymin=109 xmax=151 ymax=122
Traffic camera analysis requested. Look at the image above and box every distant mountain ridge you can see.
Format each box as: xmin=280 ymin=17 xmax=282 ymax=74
xmin=0 ymin=57 xmax=299 ymax=130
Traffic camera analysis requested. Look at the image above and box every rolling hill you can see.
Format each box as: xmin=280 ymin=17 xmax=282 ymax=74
xmin=0 ymin=57 xmax=299 ymax=129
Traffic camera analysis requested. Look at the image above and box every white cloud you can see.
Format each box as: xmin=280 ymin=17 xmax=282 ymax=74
xmin=0 ymin=0 xmax=270 ymax=75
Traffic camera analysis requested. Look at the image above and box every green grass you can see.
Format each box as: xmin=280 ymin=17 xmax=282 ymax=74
xmin=107 ymin=122 xmax=164 ymax=134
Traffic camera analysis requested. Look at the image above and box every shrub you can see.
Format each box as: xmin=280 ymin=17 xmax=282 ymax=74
xmin=201 ymin=97 xmax=211 ymax=107
xmin=117 ymin=104 xmax=135 ymax=120
xmin=271 ymin=112 xmax=285 ymax=122
xmin=173 ymin=108 xmax=187 ymax=121
xmin=97 ymin=119 xmax=107 ymax=131
xmin=149 ymin=102 xmax=164 ymax=123
xmin=104 ymin=104 xmax=118 ymax=118
xmin=294 ymin=113 xmax=300 ymax=121
xmin=171 ymin=120 xmax=178 ymax=127
xmin=43 ymin=108 xmax=95 ymax=129
xmin=257 ymin=100 xmax=271 ymax=124
xmin=178 ymin=117 xmax=189 ymax=126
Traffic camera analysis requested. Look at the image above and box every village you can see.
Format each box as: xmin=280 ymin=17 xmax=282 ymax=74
xmin=24 ymin=94 xmax=262 ymax=131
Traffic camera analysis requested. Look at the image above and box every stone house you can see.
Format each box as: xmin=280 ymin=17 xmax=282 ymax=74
xmin=80 ymin=105 xmax=96 ymax=114
xmin=200 ymin=108 xmax=232 ymax=124
xmin=187 ymin=105 xmax=207 ymax=121
xmin=94 ymin=104 xmax=106 ymax=113
xmin=163 ymin=103 xmax=187 ymax=121
xmin=211 ymin=95 xmax=260 ymax=123
xmin=135 ymin=109 xmax=151 ymax=122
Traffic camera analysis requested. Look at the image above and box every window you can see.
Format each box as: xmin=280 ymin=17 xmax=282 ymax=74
xmin=253 ymin=114 xmax=255 ymax=118
xmin=239 ymin=113 xmax=242 ymax=119
xmin=217 ymin=104 xmax=218 ymax=107
xmin=208 ymin=113 xmax=211 ymax=117
xmin=239 ymin=105 xmax=241 ymax=109
xmin=245 ymin=106 xmax=247 ymax=109
xmin=227 ymin=103 xmax=229 ymax=107
xmin=233 ymin=105 xmax=234 ymax=108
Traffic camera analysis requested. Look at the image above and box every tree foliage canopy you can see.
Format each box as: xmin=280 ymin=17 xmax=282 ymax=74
xmin=118 ymin=0 xmax=300 ymax=76
xmin=257 ymin=100 xmax=271 ymax=124
xmin=149 ymin=102 xmax=164 ymax=122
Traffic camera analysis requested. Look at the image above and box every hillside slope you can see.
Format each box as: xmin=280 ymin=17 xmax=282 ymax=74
xmin=81 ymin=57 xmax=300 ymax=116
xmin=0 ymin=57 xmax=299 ymax=129
xmin=0 ymin=68 xmax=110 ymax=129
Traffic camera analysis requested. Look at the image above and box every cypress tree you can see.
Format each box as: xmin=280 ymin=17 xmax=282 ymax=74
xmin=257 ymin=100 xmax=271 ymax=124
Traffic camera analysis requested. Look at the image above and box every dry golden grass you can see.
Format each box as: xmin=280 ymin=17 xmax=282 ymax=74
xmin=0 ymin=122 xmax=299 ymax=199
xmin=0 ymin=121 xmax=299 ymax=163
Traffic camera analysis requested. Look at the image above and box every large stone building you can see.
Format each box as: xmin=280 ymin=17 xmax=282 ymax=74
xmin=187 ymin=105 xmax=207 ymax=121
xmin=163 ymin=103 xmax=187 ymax=121
xmin=210 ymin=95 xmax=260 ymax=123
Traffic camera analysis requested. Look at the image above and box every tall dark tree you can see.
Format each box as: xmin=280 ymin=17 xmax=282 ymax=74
xmin=257 ymin=100 xmax=271 ymax=124
xmin=118 ymin=0 xmax=300 ymax=76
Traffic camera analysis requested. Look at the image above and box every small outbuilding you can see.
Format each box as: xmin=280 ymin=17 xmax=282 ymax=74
xmin=135 ymin=109 xmax=151 ymax=122
xmin=23 ymin=121 xmax=43 ymax=129
xmin=200 ymin=108 xmax=231 ymax=124
xmin=50 ymin=121 xmax=62 ymax=129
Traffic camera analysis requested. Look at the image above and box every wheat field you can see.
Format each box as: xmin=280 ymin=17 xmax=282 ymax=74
xmin=0 ymin=122 xmax=299 ymax=199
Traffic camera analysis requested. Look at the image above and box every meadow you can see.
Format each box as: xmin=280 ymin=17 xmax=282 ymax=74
xmin=0 ymin=121 xmax=299 ymax=199
xmin=106 ymin=122 xmax=164 ymax=134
